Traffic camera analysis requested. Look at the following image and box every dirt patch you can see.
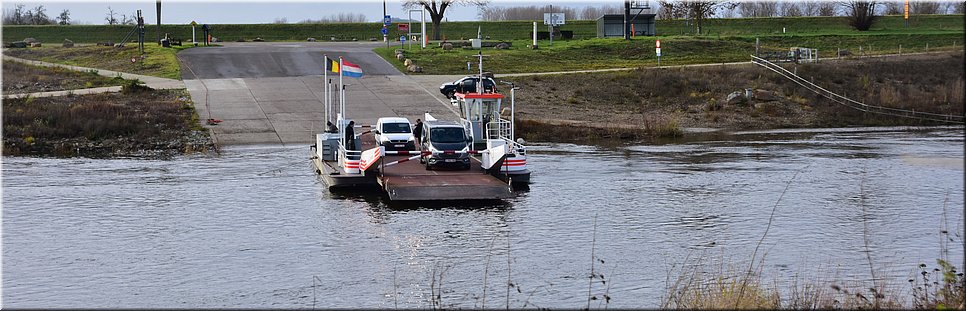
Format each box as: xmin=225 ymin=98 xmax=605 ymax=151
xmin=2 ymin=60 xmax=128 ymax=95
xmin=505 ymin=52 xmax=964 ymax=144
xmin=2 ymin=88 xmax=215 ymax=158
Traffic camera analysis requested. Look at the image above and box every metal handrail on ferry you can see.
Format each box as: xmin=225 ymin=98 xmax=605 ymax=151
xmin=338 ymin=145 xmax=362 ymax=168
xmin=484 ymin=119 xmax=527 ymax=156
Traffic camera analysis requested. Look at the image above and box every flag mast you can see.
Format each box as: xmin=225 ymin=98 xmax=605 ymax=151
xmin=323 ymin=54 xmax=329 ymax=125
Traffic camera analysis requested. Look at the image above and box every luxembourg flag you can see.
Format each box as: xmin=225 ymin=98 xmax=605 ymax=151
xmin=341 ymin=60 xmax=364 ymax=78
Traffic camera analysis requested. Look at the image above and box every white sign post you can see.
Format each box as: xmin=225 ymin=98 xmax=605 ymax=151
xmin=532 ymin=22 xmax=538 ymax=49
xmin=190 ymin=20 xmax=198 ymax=45
xmin=543 ymin=12 xmax=564 ymax=46
xmin=656 ymin=40 xmax=662 ymax=66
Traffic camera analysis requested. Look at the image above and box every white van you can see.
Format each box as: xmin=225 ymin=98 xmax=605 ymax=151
xmin=374 ymin=117 xmax=416 ymax=151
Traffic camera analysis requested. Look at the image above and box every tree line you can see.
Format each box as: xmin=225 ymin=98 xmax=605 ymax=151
xmin=2 ymin=4 xmax=145 ymax=26
xmin=2 ymin=4 xmax=69 ymax=25
xmin=476 ymin=1 xmax=964 ymax=21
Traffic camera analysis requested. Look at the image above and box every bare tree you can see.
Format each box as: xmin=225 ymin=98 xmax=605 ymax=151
xmin=119 ymin=11 xmax=137 ymax=25
xmin=911 ymin=1 xmax=941 ymax=14
xmin=105 ymin=6 xmax=118 ymax=25
xmin=479 ymin=5 xmax=578 ymax=21
xmin=740 ymin=1 xmax=778 ymax=17
xmin=882 ymin=1 xmax=902 ymax=15
xmin=801 ymin=1 xmax=821 ymax=16
xmin=301 ymin=13 xmax=367 ymax=23
xmin=29 ymin=5 xmax=50 ymax=25
xmin=2 ymin=4 xmax=27 ymax=25
xmin=679 ymin=1 xmax=735 ymax=34
xmin=781 ymin=2 xmax=803 ymax=16
xmin=57 ymin=9 xmax=70 ymax=25
xmin=818 ymin=2 xmax=838 ymax=16
xmin=657 ymin=1 xmax=676 ymax=19
xmin=580 ymin=4 xmax=623 ymax=20
xmin=720 ymin=4 xmax=739 ymax=18
xmin=842 ymin=1 xmax=878 ymax=31
xmin=948 ymin=2 xmax=965 ymax=14
xmin=403 ymin=0 xmax=489 ymax=40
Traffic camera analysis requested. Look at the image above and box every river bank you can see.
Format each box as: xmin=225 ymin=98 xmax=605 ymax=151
xmin=506 ymin=52 xmax=964 ymax=145
xmin=2 ymin=84 xmax=214 ymax=158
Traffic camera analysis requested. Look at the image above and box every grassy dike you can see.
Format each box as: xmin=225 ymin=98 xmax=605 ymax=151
xmin=4 ymin=44 xmax=189 ymax=80
xmin=4 ymin=15 xmax=961 ymax=43
xmin=375 ymin=15 xmax=963 ymax=75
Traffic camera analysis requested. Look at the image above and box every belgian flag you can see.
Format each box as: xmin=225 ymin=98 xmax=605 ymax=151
xmin=325 ymin=58 xmax=340 ymax=73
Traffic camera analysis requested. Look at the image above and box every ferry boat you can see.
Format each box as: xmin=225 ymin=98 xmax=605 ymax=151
xmin=310 ymin=55 xmax=530 ymax=200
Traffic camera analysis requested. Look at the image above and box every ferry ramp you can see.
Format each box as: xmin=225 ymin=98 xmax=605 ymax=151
xmin=177 ymin=42 xmax=456 ymax=146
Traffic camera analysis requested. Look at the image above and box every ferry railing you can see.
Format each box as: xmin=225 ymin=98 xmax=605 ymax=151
xmin=338 ymin=145 xmax=363 ymax=173
xmin=485 ymin=119 xmax=527 ymax=156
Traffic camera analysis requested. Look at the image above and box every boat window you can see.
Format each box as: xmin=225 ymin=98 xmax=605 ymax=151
xmin=382 ymin=123 xmax=411 ymax=134
xmin=482 ymin=99 xmax=500 ymax=118
xmin=430 ymin=128 xmax=466 ymax=143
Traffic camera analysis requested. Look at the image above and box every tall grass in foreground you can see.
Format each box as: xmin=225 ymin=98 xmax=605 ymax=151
xmin=662 ymin=176 xmax=965 ymax=310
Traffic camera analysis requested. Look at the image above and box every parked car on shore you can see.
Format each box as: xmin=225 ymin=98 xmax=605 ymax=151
xmin=439 ymin=76 xmax=497 ymax=99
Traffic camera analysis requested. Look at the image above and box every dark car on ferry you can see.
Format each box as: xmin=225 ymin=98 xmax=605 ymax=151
xmin=439 ymin=76 xmax=497 ymax=99
xmin=419 ymin=120 xmax=473 ymax=170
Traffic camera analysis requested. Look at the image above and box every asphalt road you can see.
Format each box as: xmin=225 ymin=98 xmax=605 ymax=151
xmin=178 ymin=42 xmax=458 ymax=146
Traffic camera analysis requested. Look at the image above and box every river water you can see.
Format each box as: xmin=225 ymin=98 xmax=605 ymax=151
xmin=3 ymin=126 xmax=963 ymax=308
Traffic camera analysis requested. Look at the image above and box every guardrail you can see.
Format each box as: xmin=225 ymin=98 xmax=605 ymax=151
xmin=751 ymin=55 xmax=964 ymax=124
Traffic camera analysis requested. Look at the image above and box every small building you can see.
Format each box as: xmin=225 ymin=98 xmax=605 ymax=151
xmin=596 ymin=14 xmax=656 ymax=38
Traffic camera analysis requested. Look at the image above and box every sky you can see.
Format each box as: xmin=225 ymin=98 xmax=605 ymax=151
xmin=1 ymin=0 xmax=623 ymax=25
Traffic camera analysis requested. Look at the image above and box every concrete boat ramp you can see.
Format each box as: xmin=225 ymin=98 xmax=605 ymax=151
xmin=178 ymin=42 xmax=457 ymax=146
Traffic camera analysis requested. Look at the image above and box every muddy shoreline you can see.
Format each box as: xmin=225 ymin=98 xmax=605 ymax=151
xmin=508 ymin=52 xmax=964 ymax=145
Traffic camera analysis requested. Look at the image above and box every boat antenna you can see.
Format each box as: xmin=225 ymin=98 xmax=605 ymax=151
xmin=476 ymin=52 xmax=488 ymax=94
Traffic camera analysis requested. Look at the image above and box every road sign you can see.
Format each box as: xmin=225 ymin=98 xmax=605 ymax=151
xmin=656 ymin=48 xmax=662 ymax=56
xmin=381 ymin=27 xmax=388 ymax=35
xmin=656 ymin=40 xmax=661 ymax=48
xmin=384 ymin=15 xmax=391 ymax=26
xmin=400 ymin=35 xmax=406 ymax=42
xmin=398 ymin=23 xmax=410 ymax=32
xmin=190 ymin=20 xmax=197 ymax=26
xmin=543 ymin=13 xmax=565 ymax=25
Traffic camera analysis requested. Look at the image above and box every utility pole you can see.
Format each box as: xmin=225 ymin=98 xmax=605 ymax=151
xmin=549 ymin=4 xmax=553 ymax=46
xmin=383 ymin=0 xmax=388 ymax=49
xmin=623 ymin=0 xmax=631 ymax=40
xmin=137 ymin=10 xmax=145 ymax=53
xmin=156 ymin=1 xmax=161 ymax=45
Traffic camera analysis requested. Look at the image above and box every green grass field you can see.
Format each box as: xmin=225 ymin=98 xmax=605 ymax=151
xmin=2 ymin=21 xmax=600 ymax=44
xmin=4 ymin=44 xmax=189 ymax=80
xmin=3 ymin=14 xmax=962 ymax=77
xmin=373 ymin=15 xmax=963 ymax=74
xmin=5 ymin=15 xmax=960 ymax=43
xmin=377 ymin=31 xmax=964 ymax=75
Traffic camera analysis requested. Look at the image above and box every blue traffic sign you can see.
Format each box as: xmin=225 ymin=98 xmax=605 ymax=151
xmin=381 ymin=27 xmax=388 ymax=35
xmin=383 ymin=15 xmax=391 ymax=26
xmin=400 ymin=35 xmax=406 ymax=42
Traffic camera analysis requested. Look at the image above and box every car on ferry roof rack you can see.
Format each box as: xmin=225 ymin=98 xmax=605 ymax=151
xmin=439 ymin=75 xmax=497 ymax=99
